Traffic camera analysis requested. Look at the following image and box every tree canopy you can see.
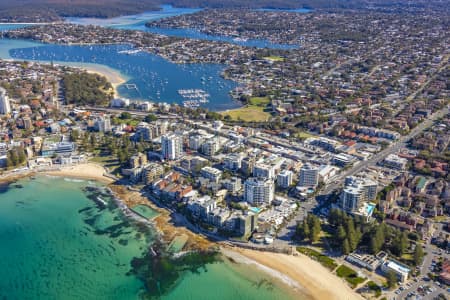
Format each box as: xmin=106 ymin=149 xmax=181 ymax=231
xmin=62 ymin=72 xmax=112 ymax=106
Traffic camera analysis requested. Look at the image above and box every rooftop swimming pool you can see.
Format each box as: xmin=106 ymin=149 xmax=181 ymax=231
xmin=249 ymin=207 xmax=261 ymax=214
xmin=366 ymin=203 xmax=376 ymax=215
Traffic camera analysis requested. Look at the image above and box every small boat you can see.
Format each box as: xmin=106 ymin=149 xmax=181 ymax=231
xmin=233 ymin=37 xmax=248 ymax=42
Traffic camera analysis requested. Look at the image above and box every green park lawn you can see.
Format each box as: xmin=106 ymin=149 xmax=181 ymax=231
xmin=220 ymin=105 xmax=271 ymax=122
xmin=336 ymin=265 xmax=366 ymax=288
xmin=248 ymin=96 xmax=270 ymax=106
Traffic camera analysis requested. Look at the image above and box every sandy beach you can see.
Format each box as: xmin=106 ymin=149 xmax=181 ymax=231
xmin=25 ymin=161 xmax=362 ymax=299
xmin=222 ymin=247 xmax=364 ymax=300
xmin=82 ymin=65 xmax=127 ymax=98
xmin=43 ymin=163 xmax=114 ymax=184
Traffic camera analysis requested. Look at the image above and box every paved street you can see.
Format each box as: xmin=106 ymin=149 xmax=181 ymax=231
xmin=273 ymin=198 xmax=316 ymax=247
xmin=385 ymin=219 xmax=450 ymax=300
xmin=320 ymin=106 xmax=449 ymax=197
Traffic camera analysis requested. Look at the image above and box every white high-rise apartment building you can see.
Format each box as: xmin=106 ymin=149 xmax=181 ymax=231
xmin=0 ymin=87 xmax=11 ymax=115
xmin=277 ymin=170 xmax=293 ymax=188
xmin=299 ymin=164 xmax=319 ymax=187
xmin=161 ymin=133 xmax=183 ymax=160
xmin=339 ymin=176 xmax=378 ymax=212
xmin=244 ymin=177 xmax=274 ymax=206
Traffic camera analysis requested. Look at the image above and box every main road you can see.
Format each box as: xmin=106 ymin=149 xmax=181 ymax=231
xmin=320 ymin=106 xmax=449 ymax=196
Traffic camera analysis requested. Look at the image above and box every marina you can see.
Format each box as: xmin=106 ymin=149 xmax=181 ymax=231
xmin=178 ymin=89 xmax=210 ymax=108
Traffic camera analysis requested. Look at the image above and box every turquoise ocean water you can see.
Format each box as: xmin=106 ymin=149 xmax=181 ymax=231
xmin=0 ymin=176 xmax=303 ymax=300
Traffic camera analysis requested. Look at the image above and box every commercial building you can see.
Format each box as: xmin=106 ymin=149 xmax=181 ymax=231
xmin=381 ymin=260 xmax=410 ymax=283
xmin=161 ymin=133 xmax=183 ymax=160
xmin=0 ymin=87 xmax=11 ymax=115
xmin=318 ymin=164 xmax=338 ymax=183
xmin=305 ymin=137 xmax=342 ymax=152
xmin=277 ymin=170 xmax=293 ymax=188
xmin=244 ymin=177 xmax=274 ymax=206
xmin=332 ymin=153 xmax=356 ymax=167
xmin=41 ymin=141 xmax=75 ymax=157
xmin=299 ymin=164 xmax=319 ymax=187
xmin=346 ymin=253 xmax=382 ymax=271
xmin=383 ymin=154 xmax=408 ymax=170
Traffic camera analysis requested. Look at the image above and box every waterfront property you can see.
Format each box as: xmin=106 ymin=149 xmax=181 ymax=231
xmin=380 ymin=260 xmax=411 ymax=283
xmin=66 ymin=5 xmax=299 ymax=49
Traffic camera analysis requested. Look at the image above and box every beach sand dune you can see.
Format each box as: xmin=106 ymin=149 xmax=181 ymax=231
xmin=223 ymin=247 xmax=363 ymax=300
xmin=43 ymin=163 xmax=114 ymax=184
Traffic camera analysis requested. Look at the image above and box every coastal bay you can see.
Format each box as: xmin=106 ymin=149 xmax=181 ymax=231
xmin=0 ymin=37 xmax=241 ymax=111
xmin=0 ymin=175 xmax=308 ymax=300
xmin=0 ymin=176 xmax=149 ymax=299
xmin=223 ymin=247 xmax=364 ymax=300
